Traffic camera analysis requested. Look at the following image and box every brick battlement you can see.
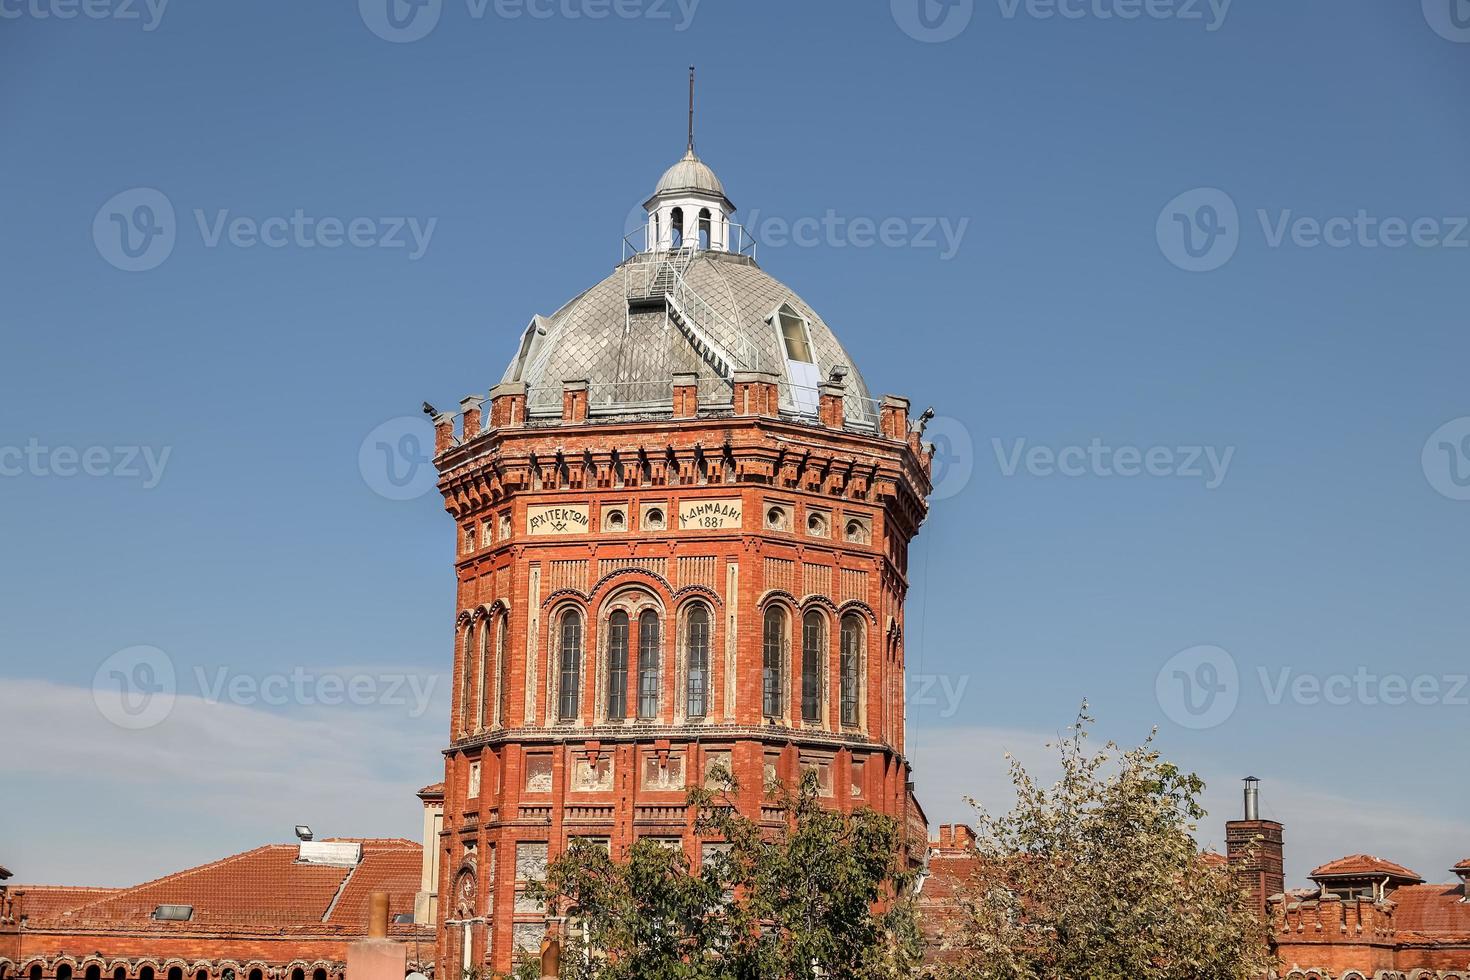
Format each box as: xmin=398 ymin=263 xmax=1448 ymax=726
xmin=1273 ymin=893 xmax=1399 ymax=942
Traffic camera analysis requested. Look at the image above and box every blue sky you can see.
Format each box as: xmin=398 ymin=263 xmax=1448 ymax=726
xmin=3 ymin=0 xmax=1469 ymax=886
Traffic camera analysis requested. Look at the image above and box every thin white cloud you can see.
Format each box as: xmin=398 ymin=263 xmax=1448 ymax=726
xmin=0 ymin=676 xmax=445 ymax=885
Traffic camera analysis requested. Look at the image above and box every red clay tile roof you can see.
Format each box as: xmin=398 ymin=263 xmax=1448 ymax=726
xmin=1310 ymin=854 xmax=1424 ymax=882
xmin=1454 ymin=858 xmax=1470 ymax=872
xmin=1200 ymin=851 xmax=1229 ymax=870
xmin=1391 ymin=883 xmax=1470 ymax=935
xmin=22 ymin=840 xmax=424 ymax=934
xmin=13 ymin=886 xmax=122 ymax=918
xmin=417 ymin=782 xmax=445 ymax=798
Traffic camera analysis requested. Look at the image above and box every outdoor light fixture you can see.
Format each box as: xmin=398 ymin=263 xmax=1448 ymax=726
xmin=294 ymin=825 xmax=313 ymax=841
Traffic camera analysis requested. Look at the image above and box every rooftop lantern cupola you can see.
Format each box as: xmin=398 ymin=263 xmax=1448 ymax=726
xmin=642 ymin=66 xmax=736 ymax=253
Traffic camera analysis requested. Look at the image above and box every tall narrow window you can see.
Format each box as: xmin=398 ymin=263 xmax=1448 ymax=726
xmin=802 ymin=611 xmax=824 ymax=723
xmin=497 ymin=615 xmax=511 ymax=726
xmin=840 ymin=615 xmax=862 ymax=727
xmin=460 ymin=622 xmax=475 ymax=734
xmin=762 ymin=607 xmax=786 ymax=718
xmin=558 ymin=610 xmax=583 ymax=721
xmin=476 ymin=622 xmax=490 ymax=730
xmin=638 ymin=610 xmax=661 ymax=719
xmin=698 ymin=208 xmax=712 ymax=250
xmin=606 ymin=611 xmax=629 ymax=720
xmin=686 ymin=605 xmax=710 ymax=718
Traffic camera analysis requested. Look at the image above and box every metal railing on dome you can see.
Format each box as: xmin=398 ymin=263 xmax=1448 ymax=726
xmin=620 ymin=222 xmax=759 ymax=264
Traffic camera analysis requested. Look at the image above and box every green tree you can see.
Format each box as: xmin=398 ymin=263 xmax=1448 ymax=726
xmin=527 ymin=767 xmax=922 ymax=980
xmin=937 ymin=705 xmax=1272 ymax=980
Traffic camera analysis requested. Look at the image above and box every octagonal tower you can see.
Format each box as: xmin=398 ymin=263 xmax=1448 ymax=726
xmin=428 ymin=137 xmax=935 ymax=975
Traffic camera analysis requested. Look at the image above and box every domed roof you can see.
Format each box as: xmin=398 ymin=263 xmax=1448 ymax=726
xmin=502 ymin=251 xmax=876 ymax=429
xmin=654 ymin=149 xmax=728 ymax=200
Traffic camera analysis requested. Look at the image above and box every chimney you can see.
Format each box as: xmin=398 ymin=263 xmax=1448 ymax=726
xmin=1226 ymin=776 xmax=1285 ymax=919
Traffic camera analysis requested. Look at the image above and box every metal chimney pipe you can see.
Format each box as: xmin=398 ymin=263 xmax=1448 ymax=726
xmin=368 ymin=890 xmax=389 ymax=939
xmin=1243 ymin=776 xmax=1261 ymax=822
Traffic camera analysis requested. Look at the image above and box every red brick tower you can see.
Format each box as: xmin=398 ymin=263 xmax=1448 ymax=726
xmin=427 ymin=132 xmax=934 ymax=975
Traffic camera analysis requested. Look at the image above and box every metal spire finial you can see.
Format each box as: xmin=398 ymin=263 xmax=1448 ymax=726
xmin=687 ymin=65 xmax=696 ymax=154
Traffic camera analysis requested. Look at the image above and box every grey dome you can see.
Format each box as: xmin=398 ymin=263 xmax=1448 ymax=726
xmin=654 ymin=149 xmax=728 ymax=200
xmin=502 ymin=251 xmax=877 ymax=428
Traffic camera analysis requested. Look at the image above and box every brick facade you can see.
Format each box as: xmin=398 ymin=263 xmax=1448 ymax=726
xmin=428 ymin=372 xmax=935 ymax=974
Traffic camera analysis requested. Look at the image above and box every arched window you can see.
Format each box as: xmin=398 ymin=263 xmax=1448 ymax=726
xmin=29 ymin=967 xmax=42 ymax=980
xmin=85 ymin=966 xmax=100 ymax=980
xmin=638 ymin=610 xmax=661 ymax=719
xmin=459 ymin=621 xmax=475 ymax=734
xmin=496 ymin=615 xmax=511 ymax=726
xmin=558 ymin=610 xmax=583 ymax=721
xmin=686 ymin=605 xmax=710 ymax=718
xmin=167 ymin=969 xmax=181 ymax=980
xmin=802 ymin=611 xmax=824 ymax=723
xmin=670 ymin=207 xmax=684 ymax=247
xmin=762 ymin=607 xmax=786 ymax=718
xmin=475 ymin=620 xmax=490 ymax=730
xmin=698 ymin=208 xmax=712 ymax=250
xmin=606 ymin=611 xmax=629 ymax=720
xmin=840 ymin=615 xmax=862 ymax=727
xmin=57 ymin=966 xmax=72 ymax=980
